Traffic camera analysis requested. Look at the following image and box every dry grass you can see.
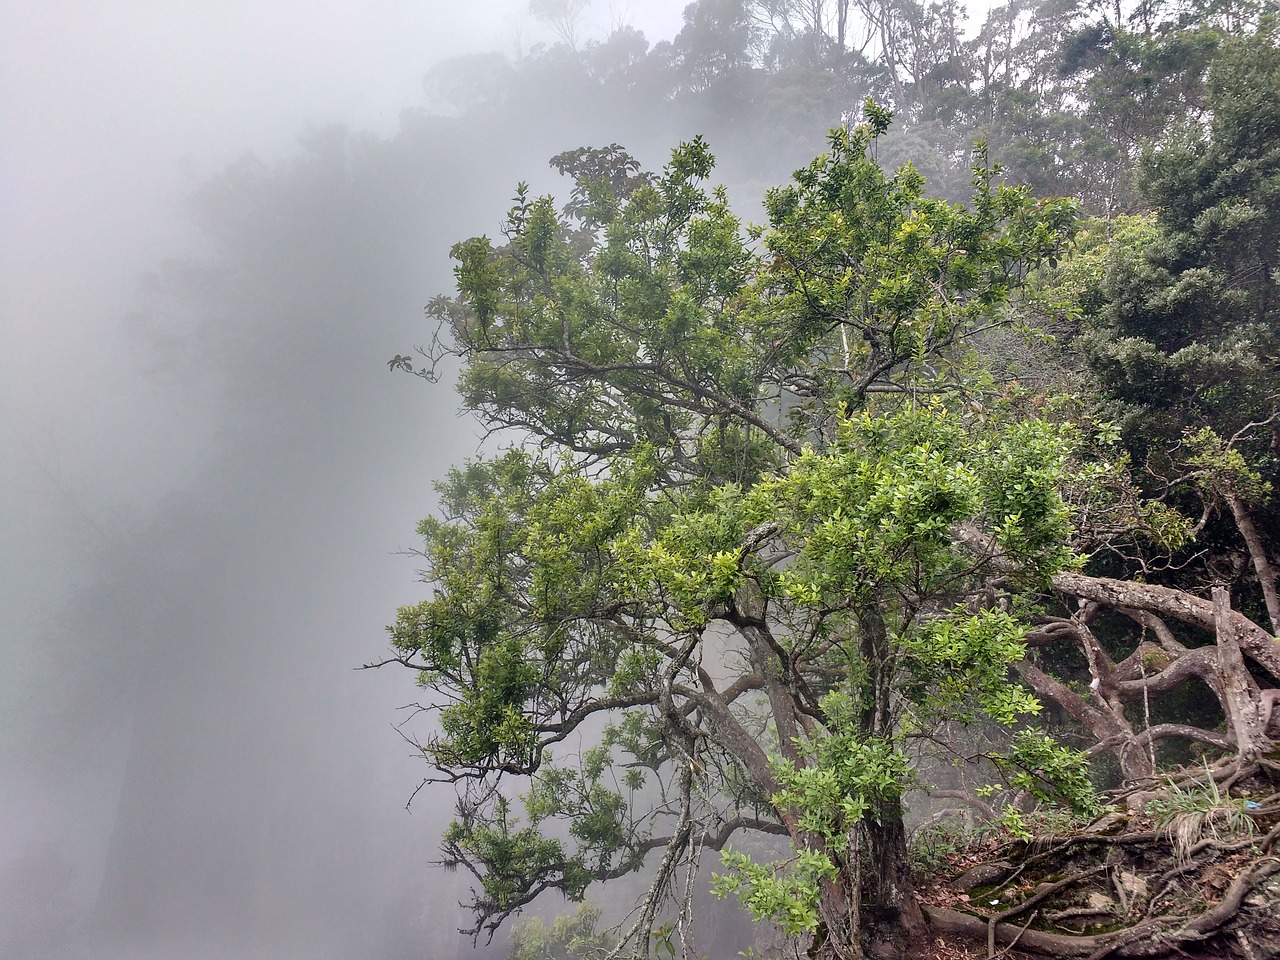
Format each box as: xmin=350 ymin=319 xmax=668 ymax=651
xmin=1145 ymin=772 xmax=1256 ymax=867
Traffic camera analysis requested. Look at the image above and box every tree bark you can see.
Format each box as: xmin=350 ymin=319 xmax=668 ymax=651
xmin=862 ymin=797 xmax=925 ymax=951
xmin=1051 ymin=572 xmax=1280 ymax=683
xmin=1038 ymin=573 xmax=1280 ymax=769
xmin=854 ymin=608 xmax=924 ymax=956
xmin=1212 ymin=584 xmax=1270 ymax=762
xmin=1226 ymin=493 xmax=1280 ymax=635
xmin=815 ymin=847 xmax=861 ymax=960
xmin=1015 ymin=659 xmax=1155 ymax=783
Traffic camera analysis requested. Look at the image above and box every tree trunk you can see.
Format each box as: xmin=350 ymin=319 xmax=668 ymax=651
xmin=1226 ymin=494 xmax=1280 ymax=635
xmin=1212 ymin=584 xmax=1271 ymax=762
xmin=853 ymin=610 xmax=924 ymax=957
xmin=861 ymin=798 xmax=925 ymax=956
xmin=814 ymin=847 xmax=861 ymax=960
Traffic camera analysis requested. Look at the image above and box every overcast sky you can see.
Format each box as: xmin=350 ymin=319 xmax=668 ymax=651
xmin=2 ymin=4 xmax=689 ymax=958
xmin=0 ymin=0 xmax=689 ymax=658
xmin=1 ymin=0 xmax=686 ymax=490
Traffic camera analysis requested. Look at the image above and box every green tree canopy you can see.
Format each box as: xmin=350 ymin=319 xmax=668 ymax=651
xmin=379 ymin=109 xmax=1090 ymax=958
xmin=1067 ymin=22 xmax=1280 ymax=630
xmin=1085 ymin=21 xmax=1280 ymax=438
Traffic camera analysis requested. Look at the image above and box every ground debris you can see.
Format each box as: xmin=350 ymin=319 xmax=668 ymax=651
xmin=907 ymin=776 xmax=1280 ymax=959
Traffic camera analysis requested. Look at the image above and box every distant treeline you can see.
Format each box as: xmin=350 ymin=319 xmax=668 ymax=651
xmin=423 ymin=0 xmax=1275 ymax=211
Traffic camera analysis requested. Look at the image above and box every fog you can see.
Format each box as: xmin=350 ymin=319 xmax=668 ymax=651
xmin=0 ymin=3 xmax=690 ymax=957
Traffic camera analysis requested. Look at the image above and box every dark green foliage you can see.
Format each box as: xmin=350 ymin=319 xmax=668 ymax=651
xmin=1081 ymin=22 xmax=1280 ymax=493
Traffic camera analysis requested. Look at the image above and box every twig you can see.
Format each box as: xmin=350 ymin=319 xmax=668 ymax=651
xmin=991 ymin=909 xmax=1038 ymax=959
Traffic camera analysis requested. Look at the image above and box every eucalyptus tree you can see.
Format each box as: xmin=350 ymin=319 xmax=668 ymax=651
xmin=375 ymin=108 xmax=1083 ymax=958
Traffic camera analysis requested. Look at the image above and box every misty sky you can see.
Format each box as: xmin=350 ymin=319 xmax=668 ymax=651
xmin=2 ymin=3 xmax=690 ymax=958
xmin=2 ymin=0 xmax=685 ymax=512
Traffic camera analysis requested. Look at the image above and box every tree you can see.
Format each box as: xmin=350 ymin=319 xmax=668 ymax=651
xmin=672 ymin=0 xmax=760 ymax=92
xmin=1084 ymin=20 xmax=1280 ymax=444
xmin=1070 ymin=20 xmax=1280 ymax=639
xmin=505 ymin=903 xmax=611 ymax=960
xmin=530 ymin=0 xmax=593 ymax=50
xmin=376 ymin=108 xmax=1085 ymax=959
xmin=991 ymin=159 xmax=1280 ymax=796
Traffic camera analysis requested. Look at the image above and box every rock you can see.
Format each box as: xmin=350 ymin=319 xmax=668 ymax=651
xmin=1085 ymin=810 xmax=1130 ymax=834
xmin=954 ymin=861 xmax=1010 ymax=891
xmin=1086 ymin=891 xmax=1115 ymax=911
xmin=1118 ymin=870 xmax=1147 ymax=900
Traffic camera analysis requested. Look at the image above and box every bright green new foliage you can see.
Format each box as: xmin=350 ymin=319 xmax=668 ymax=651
xmin=385 ymin=107 xmax=1086 ymax=955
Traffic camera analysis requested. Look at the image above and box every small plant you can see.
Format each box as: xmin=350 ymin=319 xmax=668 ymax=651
xmin=909 ymin=818 xmax=972 ymax=876
xmin=652 ymin=922 xmax=677 ymax=960
xmin=1145 ymin=767 xmax=1256 ymax=866
xmin=1021 ymin=803 xmax=1098 ymax=838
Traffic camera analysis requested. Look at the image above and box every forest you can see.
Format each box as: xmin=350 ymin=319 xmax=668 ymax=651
xmin=371 ymin=1 xmax=1280 ymax=957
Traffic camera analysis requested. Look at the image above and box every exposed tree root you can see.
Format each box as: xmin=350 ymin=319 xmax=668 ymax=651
xmin=914 ymin=781 xmax=1280 ymax=960
xmin=923 ymin=854 xmax=1278 ymax=958
xmin=922 ymin=904 xmax=1109 ymax=956
xmin=985 ymin=866 xmax=1108 ymax=958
